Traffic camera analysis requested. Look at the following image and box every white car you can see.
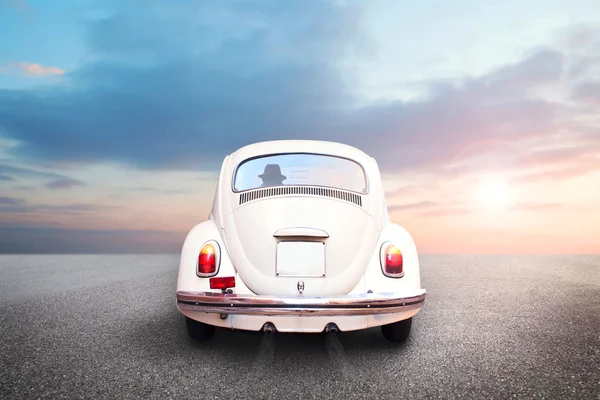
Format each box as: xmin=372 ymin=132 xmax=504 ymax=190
xmin=176 ymin=140 xmax=426 ymax=342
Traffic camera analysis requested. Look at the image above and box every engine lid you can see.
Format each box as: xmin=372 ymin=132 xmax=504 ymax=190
xmin=223 ymin=196 xmax=378 ymax=296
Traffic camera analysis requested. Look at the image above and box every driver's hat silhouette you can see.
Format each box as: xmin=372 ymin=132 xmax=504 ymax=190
xmin=259 ymin=164 xmax=287 ymax=187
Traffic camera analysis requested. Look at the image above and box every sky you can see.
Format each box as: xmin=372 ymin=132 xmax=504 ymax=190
xmin=0 ymin=0 xmax=599 ymax=254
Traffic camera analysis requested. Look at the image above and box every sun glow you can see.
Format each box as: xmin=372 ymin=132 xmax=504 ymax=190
xmin=475 ymin=179 xmax=510 ymax=209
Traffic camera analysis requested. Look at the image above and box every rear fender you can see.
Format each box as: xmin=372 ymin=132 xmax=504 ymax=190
xmin=362 ymin=222 xmax=422 ymax=294
xmin=177 ymin=218 xmax=253 ymax=294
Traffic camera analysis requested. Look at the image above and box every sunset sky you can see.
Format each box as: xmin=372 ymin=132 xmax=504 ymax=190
xmin=1 ymin=0 xmax=599 ymax=254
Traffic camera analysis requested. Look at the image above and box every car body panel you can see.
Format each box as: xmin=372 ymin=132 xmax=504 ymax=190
xmin=223 ymin=197 xmax=379 ymax=296
xmin=176 ymin=140 xmax=426 ymax=333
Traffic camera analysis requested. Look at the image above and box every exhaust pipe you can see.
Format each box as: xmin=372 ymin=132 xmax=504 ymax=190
xmin=262 ymin=322 xmax=276 ymax=334
xmin=325 ymin=323 xmax=339 ymax=334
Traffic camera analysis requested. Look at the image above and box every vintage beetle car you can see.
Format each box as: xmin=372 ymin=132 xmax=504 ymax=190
xmin=176 ymin=140 xmax=426 ymax=342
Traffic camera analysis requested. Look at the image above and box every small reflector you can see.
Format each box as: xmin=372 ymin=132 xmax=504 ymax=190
xmin=209 ymin=276 xmax=235 ymax=290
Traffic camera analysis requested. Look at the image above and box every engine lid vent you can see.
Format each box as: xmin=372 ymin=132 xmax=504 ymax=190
xmin=239 ymin=186 xmax=362 ymax=207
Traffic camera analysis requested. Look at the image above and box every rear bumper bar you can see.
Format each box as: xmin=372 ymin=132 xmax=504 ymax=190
xmin=176 ymin=290 xmax=426 ymax=316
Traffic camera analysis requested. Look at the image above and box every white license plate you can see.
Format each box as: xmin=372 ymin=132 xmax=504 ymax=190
xmin=276 ymin=241 xmax=325 ymax=277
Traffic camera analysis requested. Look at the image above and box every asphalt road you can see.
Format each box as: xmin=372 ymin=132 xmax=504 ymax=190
xmin=1 ymin=254 xmax=599 ymax=399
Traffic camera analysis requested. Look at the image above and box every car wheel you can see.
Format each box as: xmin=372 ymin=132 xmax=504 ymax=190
xmin=185 ymin=317 xmax=215 ymax=341
xmin=381 ymin=317 xmax=412 ymax=342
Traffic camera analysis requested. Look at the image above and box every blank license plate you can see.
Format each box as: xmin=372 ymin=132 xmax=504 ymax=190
xmin=276 ymin=241 xmax=325 ymax=277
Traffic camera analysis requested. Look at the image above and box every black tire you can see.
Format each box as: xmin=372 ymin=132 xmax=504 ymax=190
xmin=185 ymin=317 xmax=215 ymax=341
xmin=381 ymin=317 xmax=412 ymax=342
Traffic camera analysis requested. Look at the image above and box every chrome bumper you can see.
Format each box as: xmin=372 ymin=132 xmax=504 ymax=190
xmin=176 ymin=291 xmax=426 ymax=316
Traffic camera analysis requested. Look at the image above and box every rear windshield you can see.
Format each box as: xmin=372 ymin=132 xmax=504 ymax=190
xmin=233 ymin=153 xmax=367 ymax=193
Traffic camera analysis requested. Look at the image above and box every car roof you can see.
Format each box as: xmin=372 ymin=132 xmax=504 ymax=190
xmin=229 ymin=140 xmax=372 ymax=165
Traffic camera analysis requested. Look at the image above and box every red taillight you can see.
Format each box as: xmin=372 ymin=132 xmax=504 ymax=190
xmin=209 ymin=276 xmax=235 ymax=290
xmin=197 ymin=243 xmax=218 ymax=276
xmin=381 ymin=243 xmax=404 ymax=277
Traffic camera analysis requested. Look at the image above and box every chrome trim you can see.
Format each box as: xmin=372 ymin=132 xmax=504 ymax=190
xmin=176 ymin=291 xmax=425 ymax=316
xmin=273 ymin=227 xmax=330 ymax=238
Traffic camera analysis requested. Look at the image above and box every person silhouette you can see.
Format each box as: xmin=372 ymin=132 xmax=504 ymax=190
xmin=258 ymin=164 xmax=287 ymax=187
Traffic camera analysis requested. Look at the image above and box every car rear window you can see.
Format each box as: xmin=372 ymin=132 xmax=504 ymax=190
xmin=233 ymin=153 xmax=367 ymax=193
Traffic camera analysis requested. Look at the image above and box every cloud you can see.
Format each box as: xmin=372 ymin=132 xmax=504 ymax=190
xmin=0 ymin=199 xmax=119 ymax=215
xmin=0 ymin=196 xmax=26 ymax=205
xmin=509 ymin=202 xmax=564 ymax=211
xmin=528 ymin=145 xmax=600 ymax=165
xmin=388 ymin=201 xmax=440 ymax=212
xmin=517 ymin=157 xmax=600 ymax=183
xmin=389 ymin=199 xmax=568 ymax=218
xmin=434 ymin=139 xmax=600 ymax=185
xmin=0 ymin=163 xmax=83 ymax=187
xmin=572 ymin=80 xmax=600 ymax=105
xmin=384 ymin=183 xmax=437 ymax=197
xmin=0 ymin=1 xmax=366 ymax=169
xmin=0 ymin=163 xmax=69 ymax=179
xmin=16 ymin=62 xmax=65 ymax=76
xmin=352 ymin=49 xmax=570 ymax=172
xmin=45 ymin=177 xmax=85 ymax=189
xmin=0 ymin=1 xmax=598 ymax=185
xmin=0 ymin=62 xmax=65 ymax=77
xmin=0 ymin=2 xmax=598 ymax=255
xmin=416 ymin=207 xmax=474 ymax=217
xmin=388 ymin=199 xmax=473 ymax=217
xmin=131 ymin=187 xmax=186 ymax=194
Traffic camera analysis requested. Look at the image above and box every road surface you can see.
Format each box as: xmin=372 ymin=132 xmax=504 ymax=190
xmin=1 ymin=254 xmax=599 ymax=399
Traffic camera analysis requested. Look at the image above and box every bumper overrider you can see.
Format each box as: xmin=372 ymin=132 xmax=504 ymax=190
xmin=176 ymin=291 xmax=426 ymax=316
